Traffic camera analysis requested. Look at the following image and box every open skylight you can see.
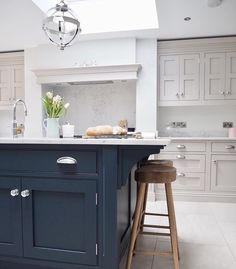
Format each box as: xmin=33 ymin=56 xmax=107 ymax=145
xmin=32 ymin=0 xmax=159 ymax=35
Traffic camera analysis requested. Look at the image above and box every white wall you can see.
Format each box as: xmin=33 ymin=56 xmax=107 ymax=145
xmin=136 ymin=39 xmax=158 ymax=132
xmin=23 ymin=37 xmax=158 ymax=137
xmin=157 ymin=105 xmax=236 ymax=137
xmin=0 ymin=109 xmax=24 ymax=137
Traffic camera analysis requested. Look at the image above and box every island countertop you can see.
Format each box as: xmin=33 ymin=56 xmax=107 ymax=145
xmin=0 ymin=137 xmax=171 ymax=145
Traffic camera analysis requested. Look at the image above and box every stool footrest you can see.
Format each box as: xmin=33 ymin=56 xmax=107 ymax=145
xmin=133 ymin=250 xmax=172 ymax=257
xmin=140 ymin=231 xmax=171 ymax=237
xmin=144 ymin=212 xmax=169 ymax=217
xmin=142 ymin=224 xmax=170 ymax=229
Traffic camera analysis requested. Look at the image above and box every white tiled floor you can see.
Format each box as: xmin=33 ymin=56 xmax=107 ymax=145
xmin=120 ymin=201 xmax=236 ymax=269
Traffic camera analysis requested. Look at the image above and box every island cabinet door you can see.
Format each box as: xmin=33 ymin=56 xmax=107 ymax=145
xmin=0 ymin=177 xmax=22 ymax=257
xmin=21 ymin=178 xmax=98 ymax=266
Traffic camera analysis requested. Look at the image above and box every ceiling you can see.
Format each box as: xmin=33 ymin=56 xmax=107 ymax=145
xmin=0 ymin=0 xmax=236 ymax=52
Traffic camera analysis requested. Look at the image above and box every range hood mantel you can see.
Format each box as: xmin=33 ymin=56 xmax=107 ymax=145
xmin=32 ymin=64 xmax=142 ymax=85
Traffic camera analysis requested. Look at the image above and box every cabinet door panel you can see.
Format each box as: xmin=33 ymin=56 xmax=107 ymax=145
xmin=225 ymin=52 xmax=236 ymax=99
xmin=159 ymin=55 xmax=179 ymax=101
xmin=0 ymin=66 xmax=11 ymax=104
xmin=204 ymin=53 xmax=225 ymax=100
xmin=22 ymin=178 xmax=97 ymax=265
xmin=11 ymin=65 xmax=24 ymax=101
xmin=211 ymin=155 xmax=236 ymax=192
xmin=0 ymin=177 xmax=22 ymax=257
xmin=180 ymin=54 xmax=200 ymax=100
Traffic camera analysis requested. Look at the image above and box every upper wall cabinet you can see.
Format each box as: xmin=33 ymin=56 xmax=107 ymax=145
xmin=158 ymin=37 xmax=236 ymax=106
xmin=0 ymin=52 xmax=24 ymax=109
xmin=205 ymin=52 xmax=236 ymax=100
xmin=160 ymin=54 xmax=200 ymax=103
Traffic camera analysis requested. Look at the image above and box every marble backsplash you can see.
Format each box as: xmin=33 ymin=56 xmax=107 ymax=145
xmin=46 ymin=81 xmax=136 ymax=135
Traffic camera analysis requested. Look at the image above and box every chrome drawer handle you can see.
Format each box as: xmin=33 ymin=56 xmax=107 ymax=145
xmin=225 ymin=145 xmax=235 ymax=150
xmin=177 ymin=172 xmax=186 ymax=177
xmin=176 ymin=155 xmax=186 ymax=159
xmin=177 ymin=144 xmax=186 ymax=149
xmin=10 ymin=189 xmax=19 ymax=197
xmin=57 ymin=157 xmax=77 ymax=165
xmin=21 ymin=190 xmax=30 ymax=198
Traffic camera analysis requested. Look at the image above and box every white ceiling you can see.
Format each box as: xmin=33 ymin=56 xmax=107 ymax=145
xmin=0 ymin=0 xmax=236 ymax=52
xmin=155 ymin=0 xmax=236 ymax=39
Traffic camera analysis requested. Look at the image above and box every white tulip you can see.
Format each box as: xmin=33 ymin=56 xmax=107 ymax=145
xmin=64 ymin=103 xmax=70 ymax=109
xmin=46 ymin=91 xmax=53 ymax=99
xmin=53 ymin=95 xmax=62 ymax=104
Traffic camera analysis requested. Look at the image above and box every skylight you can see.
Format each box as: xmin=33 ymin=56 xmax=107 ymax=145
xmin=32 ymin=0 xmax=159 ymax=35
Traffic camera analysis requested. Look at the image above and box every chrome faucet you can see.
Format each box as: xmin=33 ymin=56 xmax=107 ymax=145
xmin=13 ymin=99 xmax=28 ymax=138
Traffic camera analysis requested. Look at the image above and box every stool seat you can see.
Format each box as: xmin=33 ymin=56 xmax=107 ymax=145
xmin=135 ymin=165 xmax=176 ymax=184
xmin=140 ymin=159 xmax=173 ymax=167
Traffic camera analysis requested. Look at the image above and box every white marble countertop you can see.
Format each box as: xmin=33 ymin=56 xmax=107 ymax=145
xmin=160 ymin=137 xmax=236 ymax=141
xmin=0 ymin=137 xmax=171 ymax=146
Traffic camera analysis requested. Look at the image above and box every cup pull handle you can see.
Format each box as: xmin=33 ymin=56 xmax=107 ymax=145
xmin=176 ymin=155 xmax=186 ymax=159
xmin=57 ymin=157 xmax=77 ymax=165
xmin=177 ymin=172 xmax=186 ymax=177
xmin=177 ymin=144 xmax=186 ymax=149
xmin=225 ymin=145 xmax=235 ymax=150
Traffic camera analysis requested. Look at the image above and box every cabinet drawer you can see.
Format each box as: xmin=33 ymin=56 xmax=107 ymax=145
xmin=212 ymin=142 xmax=236 ymax=153
xmin=0 ymin=150 xmax=98 ymax=175
xmin=156 ymin=154 xmax=205 ymax=173
xmin=173 ymin=172 xmax=205 ymax=191
xmin=158 ymin=172 xmax=205 ymax=191
xmin=163 ymin=142 xmax=206 ymax=152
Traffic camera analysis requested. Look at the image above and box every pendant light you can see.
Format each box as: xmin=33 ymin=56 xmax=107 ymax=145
xmin=42 ymin=0 xmax=81 ymax=50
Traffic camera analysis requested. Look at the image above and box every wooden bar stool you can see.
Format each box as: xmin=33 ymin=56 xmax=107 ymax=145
xmin=126 ymin=165 xmax=179 ymax=269
xmin=139 ymin=160 xmax=173 ymax=228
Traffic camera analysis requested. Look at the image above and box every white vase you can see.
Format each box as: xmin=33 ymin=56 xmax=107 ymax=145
xmin=43 ymin=118 xmax=60 ymax=138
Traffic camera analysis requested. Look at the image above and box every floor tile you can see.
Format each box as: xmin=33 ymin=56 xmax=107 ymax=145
xmin=210 ymin=203 xmax=236 ymax=222
xmin=120 ymin=201 xmax=236 ymax=269
xmin=154 ymin=241 xmax=236 ymax=269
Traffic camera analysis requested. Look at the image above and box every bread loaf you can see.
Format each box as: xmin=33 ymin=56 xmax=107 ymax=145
xmin=113 ymin=126 xmax=127 ymax=135
xmin=86 ymin=125 xmax=127 ymax=136
xmin=86 ymin=125 xmax=113 ymax=136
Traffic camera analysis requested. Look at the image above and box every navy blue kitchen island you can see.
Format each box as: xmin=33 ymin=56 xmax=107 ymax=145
xmin=0 ymin=138 xmax=169 ymax=269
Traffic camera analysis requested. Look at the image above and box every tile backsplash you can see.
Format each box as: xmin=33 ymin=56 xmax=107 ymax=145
xmin=157 ymin=105 xmax=236 ymax=137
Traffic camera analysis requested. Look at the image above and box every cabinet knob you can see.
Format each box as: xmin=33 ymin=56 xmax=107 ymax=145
xmin=225 ymin=145 xmax=235 ymax=150
xmin=225 ymin=91 xmax=231 ymax=95
xmin=177 ymin=144 xmax=186 ymax=149
xmin=21 ymin=190 xmax=30 ymax=198
xmin=176 ymin=93 xmax=180 ymax=98
xmin=219 ymin=90 xmax=225 ymax=95
xmin=176 ymin=154 xmax=186 ymax=159
xmin=57 ymin=157 xmax=77 ymax=165
xmin=212 ymin=160 xmax=217 ymax=164
xmin=177 ymin=172 xmax=186 ymax=177
xmin=10 ymin=189 xmax=19 ymax=197
xmin=180 ymin=92 xmax=184 ymax=97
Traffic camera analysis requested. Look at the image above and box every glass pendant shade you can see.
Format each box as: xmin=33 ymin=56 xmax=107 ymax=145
xmin=42 ymin=0 xmax=81 ymax=50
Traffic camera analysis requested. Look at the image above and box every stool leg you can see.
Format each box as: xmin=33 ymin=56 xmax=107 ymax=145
xmin=126 ymin=183 xmax=146 ymax=269
xmin=134 ymin=183 xmax=147 ymax=254
xmin=140 ymin=183 xmax=149 ymax=231
xmin=165 ymin=183 xmax=179 ymax=269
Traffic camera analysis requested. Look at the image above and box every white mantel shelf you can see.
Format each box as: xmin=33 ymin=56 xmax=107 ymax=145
xmin=32 ymin=64 xmax=142 ymax=84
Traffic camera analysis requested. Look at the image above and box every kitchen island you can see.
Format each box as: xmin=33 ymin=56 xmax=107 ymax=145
xmin=0 ymin=138 xmax=169 ymax=269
